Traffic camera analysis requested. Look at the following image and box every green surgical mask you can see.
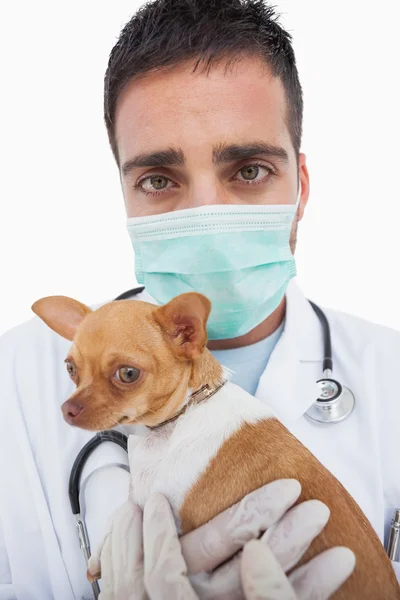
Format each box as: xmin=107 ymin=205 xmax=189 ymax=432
xmin=127 ymin=196 xmax=299 ymax=340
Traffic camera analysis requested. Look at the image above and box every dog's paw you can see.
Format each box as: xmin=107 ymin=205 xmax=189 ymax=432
xmin=87 ymin=554 xmax=101 ymax=582
xmin=87 ymin=567 xmax=101 ymax=583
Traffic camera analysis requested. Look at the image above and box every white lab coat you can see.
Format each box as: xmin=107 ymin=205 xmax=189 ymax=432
xmin=0 ymin=280 xmax=399 ymax=600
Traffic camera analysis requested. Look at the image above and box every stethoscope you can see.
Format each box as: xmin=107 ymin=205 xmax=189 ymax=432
xmin=307 ymin=300 xmax=356 ymax=424
xmin=69 ymin=286 xmax=356 ymax=598
xmin=69 ymin=429 xmax=129 ymax=599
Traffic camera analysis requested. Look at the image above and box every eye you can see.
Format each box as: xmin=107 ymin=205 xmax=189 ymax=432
xmin=135 ymin=174 xmax=175 ymax=197
xmin=234 ymin=163 xmax=272 ymax=183
xmin=115 ymin=366 xmax=141 ymax=384
xmin=65 ymin=360 xmax=76 ymax=379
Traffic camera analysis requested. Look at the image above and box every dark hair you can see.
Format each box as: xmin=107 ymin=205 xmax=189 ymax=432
xmin=104 ymin=0 xmax=303 ymax=165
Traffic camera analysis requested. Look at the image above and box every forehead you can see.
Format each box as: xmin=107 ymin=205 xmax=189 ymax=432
xmin=115 ymin=55 xmax=293 ymax=165
xmin=71 ymin=301 xmax=161 ymax=360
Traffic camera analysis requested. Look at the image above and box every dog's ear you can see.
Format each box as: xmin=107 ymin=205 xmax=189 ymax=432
xmin=31 ymin=296 xmax=92 ymax=341
xmin=153 ymin=293 xmax=211 ymax=360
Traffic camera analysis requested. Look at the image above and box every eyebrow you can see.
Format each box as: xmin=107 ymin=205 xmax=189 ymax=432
xmin=121 ymin=141 xmax=289 ymax=177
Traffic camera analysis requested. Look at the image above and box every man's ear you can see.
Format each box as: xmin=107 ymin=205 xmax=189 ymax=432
xmin=153 ymin=293 xmax=211 ymax=360
xmin=31 ymin=296 xmax=92 ymax=341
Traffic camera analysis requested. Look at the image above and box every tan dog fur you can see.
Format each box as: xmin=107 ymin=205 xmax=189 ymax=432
xmin=32 ymin=292 xmax=400 ymax=599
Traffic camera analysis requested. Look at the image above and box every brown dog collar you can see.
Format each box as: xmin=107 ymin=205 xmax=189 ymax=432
xmin=147 ymin=381 xmax=227 ymax=431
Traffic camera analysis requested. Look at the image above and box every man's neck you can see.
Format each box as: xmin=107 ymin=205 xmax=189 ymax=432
xmin=207 ymin=296 xmax=286 ymax=351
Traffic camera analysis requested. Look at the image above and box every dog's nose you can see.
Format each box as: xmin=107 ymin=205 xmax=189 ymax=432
xmin=62 ymin=400 xmax=84 ymax=424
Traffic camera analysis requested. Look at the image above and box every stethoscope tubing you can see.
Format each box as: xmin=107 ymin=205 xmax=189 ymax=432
xmin=69 ymin=430 xmax=128 ymax=516
xmin=308 ymin=300 xmax=333 ymax=372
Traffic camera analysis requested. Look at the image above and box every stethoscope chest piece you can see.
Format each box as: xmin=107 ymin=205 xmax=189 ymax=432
xmin=306 ymin=372 xmax=355 ymax=424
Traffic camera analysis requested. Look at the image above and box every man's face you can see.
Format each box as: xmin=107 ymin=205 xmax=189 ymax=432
xmin=115 ymin=55 xmax=309 ymax=233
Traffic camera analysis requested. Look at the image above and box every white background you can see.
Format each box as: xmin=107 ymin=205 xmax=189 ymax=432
xmin=0 ymin=0 xmax=399 ymax=337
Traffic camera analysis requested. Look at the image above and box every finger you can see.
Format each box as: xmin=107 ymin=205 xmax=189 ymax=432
xmin=87 ymin=511 xmax=116 ymax=581
xmin=100 ymin=532 xmax=116 ymax=596
xmin=87 ymin=501 xmax=133 ymax=582
xmin=182 ymin=479 xmax=301 ymax=574
xmin=187 ymin=496 xmax=327 ymax=599
xmin=112 ymin=501 xmax=144 ymax=583
xmin=190 ymin=553 xmax=244 ymax=600
xmin=289 ymin=547 xmax=356 ymax=600
xmin=190 ymin=540 xmax=296 ymax=600
xmin=143 ymin=494 xmax=199 ymax=600
xmin=187 ymin=499 xmax=328 ymax=599
xmin=100 ymin=500 xmax=145 ymax=597
xmin=241 ymin=540 xmax=297 ymax=600
xmin=261 ymin=500 xmax=330 ymax=572
xmin=192 ymin=527 xmax=353 ymax=600
xmin=190 ymin=539 xmax=297 ymax=600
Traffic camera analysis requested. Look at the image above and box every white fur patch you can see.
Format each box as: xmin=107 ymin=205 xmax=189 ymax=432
xmin=128 ymin=381 xmax=274 ymax=530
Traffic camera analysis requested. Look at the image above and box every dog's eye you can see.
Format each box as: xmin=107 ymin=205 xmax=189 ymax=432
xmin=116 ymin=366 xmax=140 ymax=384
xmin=65 ymin=360 xmax=76 ymax=378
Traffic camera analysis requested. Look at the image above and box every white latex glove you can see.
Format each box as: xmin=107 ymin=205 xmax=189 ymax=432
xmin=88 ymin=480 xmax=356 ymax=600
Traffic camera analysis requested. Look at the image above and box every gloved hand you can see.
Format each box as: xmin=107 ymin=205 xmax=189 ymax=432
xmin=88 ymin=479 xmax=355 ymax=600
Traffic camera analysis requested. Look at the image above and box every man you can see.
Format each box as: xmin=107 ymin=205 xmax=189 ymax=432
xmin=0 ymin=0 xmax=399 ymax=598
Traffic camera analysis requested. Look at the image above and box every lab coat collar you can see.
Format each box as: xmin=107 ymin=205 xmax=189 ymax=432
xmin=255 ymin=279 xmax=323 ymax=422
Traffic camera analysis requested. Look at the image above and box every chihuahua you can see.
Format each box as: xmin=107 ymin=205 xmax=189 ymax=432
xmin=32 ymin=292 xmax=400 ymax=599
